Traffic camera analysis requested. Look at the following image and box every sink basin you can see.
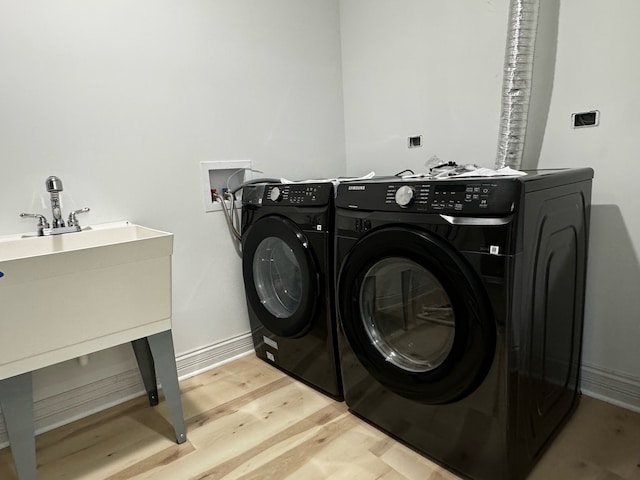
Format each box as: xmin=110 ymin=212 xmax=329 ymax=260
xmin=0 ymin=222 xmax=174 ymax=380
xmin=2 ymin=222 xmax=166 ymax=260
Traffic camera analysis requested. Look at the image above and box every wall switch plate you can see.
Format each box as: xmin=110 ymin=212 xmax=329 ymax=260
xmin=200 ymin=160 xmax=251 ymax=212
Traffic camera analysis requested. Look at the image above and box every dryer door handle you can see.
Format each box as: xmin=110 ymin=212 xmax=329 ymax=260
xmin=439 ymin=214 xmax=514 ymax=226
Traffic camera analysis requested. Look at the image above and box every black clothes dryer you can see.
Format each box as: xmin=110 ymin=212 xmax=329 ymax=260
xmin=334 ymin=169 xmax=593 ymax=480
xmin=242 ymin=182 xmax=342 ymax=400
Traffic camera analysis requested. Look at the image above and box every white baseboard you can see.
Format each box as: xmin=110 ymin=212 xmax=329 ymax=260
xmin=176 ymin=332 xmax=254 ymax=380
xmin=580 ymin=363 xmax=640 ymax=414
xmin=0 ymin=332 xmax=254 ymax=449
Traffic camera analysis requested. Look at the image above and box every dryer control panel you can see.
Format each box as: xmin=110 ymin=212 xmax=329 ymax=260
xmin=337 ymin=179 xmax=521 ymax=216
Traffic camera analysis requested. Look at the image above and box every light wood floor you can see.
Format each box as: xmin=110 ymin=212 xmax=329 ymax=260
xmin=1 ymin=355 xmax=640 ymax=479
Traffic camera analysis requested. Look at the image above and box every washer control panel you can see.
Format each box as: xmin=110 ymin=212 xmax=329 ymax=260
xmin=339 ymin=179 xmax=520 ymax=215
xmin=263 ymin=183 xmax=333 ymax=206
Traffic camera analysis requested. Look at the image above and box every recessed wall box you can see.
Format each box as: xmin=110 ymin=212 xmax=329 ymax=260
xmin=408 ymin=135 xmax=423 ymax=148
xmin=200 ymin=160 xmax=251 ymax=212
xmin=572 ymin=110 xmax=600 ymax=128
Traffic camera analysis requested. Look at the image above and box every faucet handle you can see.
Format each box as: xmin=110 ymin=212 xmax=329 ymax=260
xmin=68 ymin=207 xmax=90 ymax=227
xmin=20 ymin=213 xmax=50 ymax=227
xmin=20 ymin=213 xmax=50 ymax=235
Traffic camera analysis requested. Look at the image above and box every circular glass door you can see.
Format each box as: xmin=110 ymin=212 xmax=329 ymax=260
xmin=338 ymin=226 xmax=496 ymax=404
xmin=360 ymin=257 xmax=455 ymax=373
xmin=243 ymin=215 xmax=319 ymax=338
xmin=253 ymin=237 xmax=302 ymax=319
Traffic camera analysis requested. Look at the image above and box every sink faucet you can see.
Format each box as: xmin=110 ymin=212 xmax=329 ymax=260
xmin=20 ymin=176 xmax=90 ymax=236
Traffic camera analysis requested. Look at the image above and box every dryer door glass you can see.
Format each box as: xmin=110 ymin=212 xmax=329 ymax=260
xmin=360 ymin=257 xmax=454 ymax=373
xmin=253 ymin=237 xmax=302 ymax=318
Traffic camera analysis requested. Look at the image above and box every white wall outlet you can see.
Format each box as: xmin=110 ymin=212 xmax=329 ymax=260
xmin=200 ymin=160 xmax=252 ymax=212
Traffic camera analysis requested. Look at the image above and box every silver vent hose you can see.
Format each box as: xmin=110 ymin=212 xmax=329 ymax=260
xmin=495 ymin=0 xmax=541 ymax=169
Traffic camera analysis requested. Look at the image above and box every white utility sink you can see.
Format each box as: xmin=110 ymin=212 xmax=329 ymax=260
xmin=0 ymin=222 xmax=174 ymax=380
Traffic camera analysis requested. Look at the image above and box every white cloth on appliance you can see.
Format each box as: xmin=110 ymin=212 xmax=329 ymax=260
xmin=280 ymin=171 xmax=376 ymax=187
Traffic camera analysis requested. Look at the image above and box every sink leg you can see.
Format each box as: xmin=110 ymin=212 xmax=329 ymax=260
xmin=147 ymin=331 xmax=187 ymax=444
xmin=131 ymin=338 xmax=159 ymax=406
xmin=0 ymin=372 xmax=37 ymax=480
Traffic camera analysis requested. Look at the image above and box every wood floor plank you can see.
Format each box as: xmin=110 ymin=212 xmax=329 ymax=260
xmin=283 ymin=422 xmax=404 ymax=480
xmin=379 ymin=443 xmax=458 ymax=480
xmin=185 ymin=376 xmax=294 ymax=432
xmin=122 ymin=380 xmax=335 ymax=480
xmin=217 ymin=412 xmax=354 ymax=480
xmin=104 ymin=442 xmax=197 ymax=480
xmin=2 ymin=355 xmax=640 ymax=479
xmin=195 ymin=403 xmax=347 ymax=480
xmin=34 ymin=408 xmax=176 ymax=479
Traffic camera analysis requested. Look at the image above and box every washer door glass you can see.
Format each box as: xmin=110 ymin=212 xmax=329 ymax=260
xmin=360 ymin=257 xmax=454 ymax=373
xmin=337 ymin=226 xmax=496 ymax=404
xmin=242 ymin=215 xmax=319 ymax=338
xmin=253 ymin=237 xmax=302 ymax=318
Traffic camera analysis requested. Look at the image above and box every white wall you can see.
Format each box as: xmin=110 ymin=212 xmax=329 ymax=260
xmin=0 ymin=0 xmax=345 ymax=430
xmin=340 ymin=0 xmax=640 ymax=410
xmin=537 ymin=0 xmax=640 ymax=408
xmin=340 ymin=0 xmax=509 ymax=176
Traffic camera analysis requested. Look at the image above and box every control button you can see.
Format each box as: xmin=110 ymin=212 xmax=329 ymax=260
xmin=269 ymin=187 xmax=282 ymax=202
xmin=355 ymin=219 xmax=372 ymax=232
xmin=395 ymin=185 xmax=415 ymax=207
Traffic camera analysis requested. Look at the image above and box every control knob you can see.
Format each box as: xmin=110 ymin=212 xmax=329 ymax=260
xmin=395 ymin=185 xmax=415 ymax=207
xmin=269 ymin=186 xmax=282 ymax=202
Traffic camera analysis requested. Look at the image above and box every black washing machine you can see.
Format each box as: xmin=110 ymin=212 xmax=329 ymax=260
xmin=335 ymin=169 xmax=593 ymax=480
xmin=241 ymin=182 xmax=342 ymax=400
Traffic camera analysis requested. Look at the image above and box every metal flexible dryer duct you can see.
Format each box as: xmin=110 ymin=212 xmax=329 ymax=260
xmin=495 ymin=0 xmax=540 ymax=169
